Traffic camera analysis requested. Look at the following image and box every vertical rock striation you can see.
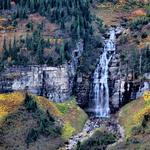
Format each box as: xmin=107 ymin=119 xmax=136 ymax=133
xmin=0 ymin=41 xmax=84 ymax=102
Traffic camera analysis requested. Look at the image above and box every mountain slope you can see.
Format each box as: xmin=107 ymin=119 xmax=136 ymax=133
xmin=0 ymin=92 xmax=88 ymax=150
xmin=110 ymin=91 xmax=150 ymax=150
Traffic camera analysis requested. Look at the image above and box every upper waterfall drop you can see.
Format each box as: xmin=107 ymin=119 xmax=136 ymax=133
xmin=91 ymin=28 xmax=116 ymax=118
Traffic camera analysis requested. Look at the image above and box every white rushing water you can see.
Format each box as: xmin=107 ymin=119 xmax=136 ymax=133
xmin=59 ymin=28 xmax=121 ymax=150
xmin=92 ymin=28 xmax=116 ymax=117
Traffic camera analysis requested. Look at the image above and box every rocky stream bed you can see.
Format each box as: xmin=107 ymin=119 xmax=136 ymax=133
xmin=59 ymin=116 xmax=125 ymax=150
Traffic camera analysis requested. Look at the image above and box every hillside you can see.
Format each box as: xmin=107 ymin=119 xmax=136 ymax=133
xmin=0 ymin=92 xmax=88 ymax=150
xmin=109 ymin=91 xmax=150 ymax=150
xmin=0 ymin=0 xmax=96 ymax=71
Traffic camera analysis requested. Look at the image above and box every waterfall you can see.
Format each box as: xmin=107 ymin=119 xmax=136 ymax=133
xmin=91 ymin=28 xmax=116 ymax=117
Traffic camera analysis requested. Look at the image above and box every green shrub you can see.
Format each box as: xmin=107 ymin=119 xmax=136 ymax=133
xmin=131 ymin=126 xmax=144 ymax=136
xmin=129 ymin=17 xmax=150 ymax=31
xmin=141 ymin=32 xmax=148 ymax=39
xmin=119 ymin=34 xmax=128 ymax=44
xmin=142 ymin=114 xmax=150 ymax=128
xmin=126 ymin=137 xmax=140 ymax=144
xmin=145 ymin=5 xmax=150 ymax=17
xmin=24 ymin=94 xmax=37 ymax=112
xmin=77 ymin=130 xmax=116 ymax=150
xmin=26 ymin=22 xmax=33 ymax=30
xmin=25 ymin=128 xmax=39 ymax=146
xmin=55 ymin=103 xmax=70 ymax=114
xmin=38 ymin=111 xmax=60 ymax=137
xmin=25 ymin=94 xmax=61 ymax=146
xmin=46 ymin=110 xmax=55 ymax=122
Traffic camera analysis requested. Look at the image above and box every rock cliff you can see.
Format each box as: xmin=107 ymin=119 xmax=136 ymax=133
xmin=0 ymin=41 xmax=84 ymax=102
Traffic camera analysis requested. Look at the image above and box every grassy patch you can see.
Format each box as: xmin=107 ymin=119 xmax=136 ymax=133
xmin=119 ymin=91 xmax=150 ymax=138
xmin=119 ymin=97 xmax=145 ymax=138
xmin=54 ymin=97 xmax=88 ymax=140
xmin=109 ymin=92 xmax=150 ymax=150
xmin=62 ymin=121 xmax=75 ymax=140
xmin=55 ymin=98 xmax=76 ymax=114
xmin=35 ymin=96 xmax=88 ymax=139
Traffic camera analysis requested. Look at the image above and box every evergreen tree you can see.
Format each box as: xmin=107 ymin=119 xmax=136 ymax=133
xmin=36 ymin=40 xmax=44 ymax=64
xmin=0 ymin=0 xmax=11 ymax=10
xmin=59 ymin=43 xmax=65 ymax=64
xmin=12 ymin=0 xmax=92 ymax=40
xmin=2 ymin=37 xmax=9 ymax=61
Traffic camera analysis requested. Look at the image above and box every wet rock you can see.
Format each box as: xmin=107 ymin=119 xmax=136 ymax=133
xmin=144 ymin=73 xmax=150 ymax=80
xmin=136 ymin=82 xmax=150 ymax=98
xmin=60 ymin=116 xmax=124 ymax=150
xmin=109 ymin=67 xmax=118 ymax=76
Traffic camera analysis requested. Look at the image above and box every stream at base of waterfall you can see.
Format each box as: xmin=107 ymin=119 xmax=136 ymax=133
xmin=59 ymin=117 xmax=124 ymax=150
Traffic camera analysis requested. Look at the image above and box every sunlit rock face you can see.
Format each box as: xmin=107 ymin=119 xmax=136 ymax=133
xmin=0 ymin=41 xmax=84 ymax=102
xmin=136 ymin=82 xmax=150 ymax=98
xmin=0 ymin=65 xmax=71 ymax=102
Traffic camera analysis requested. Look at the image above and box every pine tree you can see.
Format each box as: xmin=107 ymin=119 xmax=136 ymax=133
xmin=2 ymin=37 xmax=9 ymax=61
xmin=36 ymin=40 xmax=44 ymax=64
xmin=60 ymin=43 xmax=65 ymax=64
xmin=0 ymin=0 xmax=11 ymax=9
xmin=3 ymin=37 xmax=7 ymax=51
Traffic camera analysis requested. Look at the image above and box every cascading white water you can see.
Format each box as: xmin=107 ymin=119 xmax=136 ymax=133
xmin=92 ymin=28 xmax=116 ymax=117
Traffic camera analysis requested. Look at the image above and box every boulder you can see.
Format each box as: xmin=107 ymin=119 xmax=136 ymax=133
xmin=144 ymin=73 xmax=150 ymax=80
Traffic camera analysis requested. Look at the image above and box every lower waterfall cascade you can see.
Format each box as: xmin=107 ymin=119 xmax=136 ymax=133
xmin=91 ymin=28 xmax=116 ymax=117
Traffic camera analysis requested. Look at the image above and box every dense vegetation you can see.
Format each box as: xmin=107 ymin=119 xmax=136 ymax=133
xmin=0 ymin=26 xmax=71 ymax=69
xmin=110 ymin=92 xmax=150 ymax=150
xmin=24 ymin=93 xmax=61 ymax=146
xmin=0 ymin=92 xmax=88 ymax=149
xmin=0 ymin=0 xmax=99 ymax=71
xmin=128 ymin=16 xmax=150 ymax=31
xmin=120 ymin=45 xmax=150 ymax=78
xmin=0 ymin=0 xmax=93 ymax=40
xmin=0 ymin=92 xmax=62 ymax=149
xmin=76 ymin=129 xmax=116 ymax=150
xmin=0 ymin=0 xmax=11 ymax=9
xmin=119 ymin=6 xmax=150 ymax=79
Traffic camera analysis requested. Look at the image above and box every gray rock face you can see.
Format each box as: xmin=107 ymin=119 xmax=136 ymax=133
xmin=109 ymin=54 xmax=121 ymax=109
xmin=144 ymin=73 xmax=150 ymax=80
xmin=136 ymin=82 xmax=150 ymax=98
xmin=0 ymin=41 xmax=84 ymax=102
xmin=0 ymin=65 xmax=71 ymax=102
xmin=109 ymin=59 xmax=150 ymax=111
xmin=76 ymin=74 xmax=90 ymax=107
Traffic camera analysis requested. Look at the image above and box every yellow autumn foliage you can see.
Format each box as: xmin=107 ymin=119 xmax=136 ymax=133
xmin=143 ymin=91 xmax=150 ymax=102
xmin=0 ymin=92 xmax=88 ymax=140
xmin=134 ymin=91 xmax=150 ymax=124
xmin=0 ymin=92 xmax=24 ymax=123
xmin=62 ymin=121 xmax=75 ymax=140
xmin=119 ymin=91 xmax=150 ymax=138
xmin=36 ymin=96 xmax=62 ymax=118
xmin=134 ymin=105 xmax=150 ymax=124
